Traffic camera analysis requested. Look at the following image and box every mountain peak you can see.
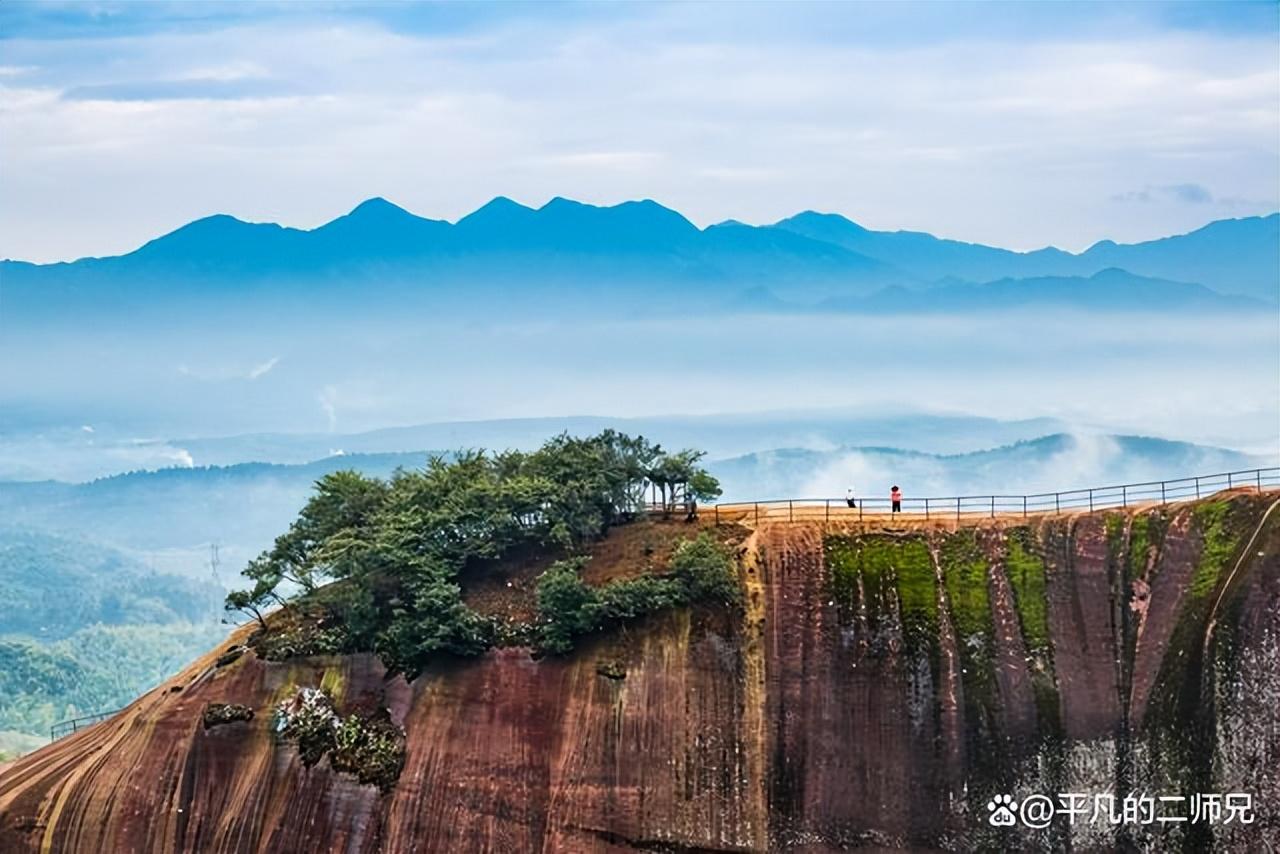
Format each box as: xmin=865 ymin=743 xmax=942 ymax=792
xmin=456 ymin=196 xmax=536 ymax=229
xmin=776 ymin=210 xmax=868 ymax=233
xmin=347 ymin=197 xmax=411 ymax=218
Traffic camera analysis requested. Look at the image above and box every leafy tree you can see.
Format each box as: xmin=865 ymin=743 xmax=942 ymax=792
xmin=226 ymin=431 xmax=725 ymax=673
xmin=687 ymin=469 xmax=723 ymax=503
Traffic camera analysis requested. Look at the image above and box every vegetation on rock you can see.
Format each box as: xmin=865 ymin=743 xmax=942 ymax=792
xmin=202 ymin=703 xmax=254 ymax=729
xmin=534 ymin=532 xmax=739 ymax=655
xmin=0 ymin=529 xmax=227 ymax=740
xmin=274 ymin=686 xmax=406 ymax=792
xmin=228 ymin=431 xmax=726 ymax=676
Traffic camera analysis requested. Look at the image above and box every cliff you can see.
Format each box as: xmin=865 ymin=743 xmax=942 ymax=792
xmin=1 ymin=491 xmax=1276 ymax=852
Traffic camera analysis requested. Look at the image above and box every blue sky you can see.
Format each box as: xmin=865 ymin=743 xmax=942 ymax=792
xmin=1 ymin=0 xmax=1277 ymax=262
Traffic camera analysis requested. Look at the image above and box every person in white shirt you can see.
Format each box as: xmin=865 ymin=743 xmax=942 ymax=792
xmin=846 ymin=486 xmax=857 ymax=509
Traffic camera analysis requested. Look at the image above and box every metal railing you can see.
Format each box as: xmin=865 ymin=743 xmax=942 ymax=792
xmin=50 ymin=709 xmax=122 ymax=742
xmin=712 ymin=467 xmax=1280 ymax=525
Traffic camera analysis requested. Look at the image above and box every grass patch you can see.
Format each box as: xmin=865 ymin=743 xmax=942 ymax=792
xmin=1128 ymin=514 xmax=1150 ymax=573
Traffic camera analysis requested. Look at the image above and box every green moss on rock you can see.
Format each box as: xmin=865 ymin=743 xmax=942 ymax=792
xmin=1189 ymin=499 xmax=1249 ymax=601
xmin=1004 ymin=530 xmax=1050 ymax=655
xmin=1002 ymin=528 xmax=1061 ymax=738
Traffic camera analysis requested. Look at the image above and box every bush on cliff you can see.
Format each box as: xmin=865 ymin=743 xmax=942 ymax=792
xmin=274 ymin=686 xmax=406 ymax=792
xmin=227 ymin=431 xmax=724 ymax=675
xmin=534 ymin=532 xmax=738 ymax=655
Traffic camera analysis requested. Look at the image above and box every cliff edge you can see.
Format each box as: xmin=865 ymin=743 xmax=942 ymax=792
xmin=1 ymin=491 xmax=1277 ymax=852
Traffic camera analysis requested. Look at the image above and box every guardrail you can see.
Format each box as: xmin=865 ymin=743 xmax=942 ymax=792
xmin=712 ymin=467 xmax=1280 ymax=525
xmin=50 ymin=709 xmax=122 ymax=742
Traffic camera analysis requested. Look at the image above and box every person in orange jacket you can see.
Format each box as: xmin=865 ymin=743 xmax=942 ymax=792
xmin=890 ymin=485 xmax=902 ymax=513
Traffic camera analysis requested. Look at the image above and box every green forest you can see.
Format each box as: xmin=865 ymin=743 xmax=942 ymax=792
xmin=0 ymin=530 xmax=225 ymax=749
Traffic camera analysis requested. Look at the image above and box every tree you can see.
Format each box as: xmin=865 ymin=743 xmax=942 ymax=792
xmin=227 ymin=431 xmax=726 ymax=672
xmin=687 ymin=469 xmax=722 ymax=503
xmin=648 ymin=449 xmax=715 ymax=514
xmin=224 ymin=557 xmax=287 ymax=629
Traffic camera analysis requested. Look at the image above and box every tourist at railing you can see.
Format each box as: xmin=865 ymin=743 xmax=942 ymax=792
xmin=891 ymin=485 xmax=902 ymax=513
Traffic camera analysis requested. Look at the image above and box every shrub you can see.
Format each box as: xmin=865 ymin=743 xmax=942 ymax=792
xmin=274 ymin=687 xmax=406 ymax=791
xmin=329 ymin=711 xmax=406 ymax=792
xmin=535 ymin=559 xmax=597 ymax=654
xmin=275 ymin=687 xmax=339 ymax=766
xmin=671 ymin=533 xmax=740 ymax=605
xmin=534 ymin=534 xmax=739 ymax=655
xmin=202 ymin=703 xmax=254 ymax=729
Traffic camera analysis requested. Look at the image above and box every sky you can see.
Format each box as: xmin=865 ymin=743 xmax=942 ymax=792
xmin=1 ymin=1 xmax=1277 ymax=263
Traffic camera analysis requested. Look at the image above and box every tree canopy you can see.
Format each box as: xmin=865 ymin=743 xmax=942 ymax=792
xmin=227 ymin=431 xmax=726 ymax=675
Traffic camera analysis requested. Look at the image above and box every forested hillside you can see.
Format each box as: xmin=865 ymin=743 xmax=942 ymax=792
xmin=0 ymin=530 xmax=225 ymax=746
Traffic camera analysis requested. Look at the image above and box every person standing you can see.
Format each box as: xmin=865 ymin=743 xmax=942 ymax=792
xmin=846 ymin=486 xmax=857 ymax=509
xmin=891 ymin=485 xmax=902 ymax=513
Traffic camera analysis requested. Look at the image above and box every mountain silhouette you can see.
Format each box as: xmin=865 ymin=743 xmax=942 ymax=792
xmin=2 ymin=197 xmax=1275 ymax=313
xmin=773 ymin=210 xmax=1279 ymax=300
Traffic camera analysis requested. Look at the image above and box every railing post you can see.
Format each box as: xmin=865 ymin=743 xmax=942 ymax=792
xmin=1228 ymin=472 xmax=1233 ymax=489
xmin=1088 ymin=489 xmax=1094 ymax=512
xmin=1055 ymin=493 xmax=1060 ymax=514
xmin=990 ymin=496 xmax=995 ymax=518
xmin=1161 ymin=482 xmax=1166 ymax=504
xmin=825 ymin=499 xmax=830 ymax=524
xmin=1023 ymin=496 xmax=1027 ymax=518
xmin=859 ymin=501 xmax=863 ymax=523
xmin=925 ymin=498 xmax=930 ymax=520
xmin=1259 ymin=470 xmax=1264 ymax=491
xmin=1122 ymin=485 xmax=1127 ymax=507
xmin=956 ymin=497 xmax=961 ymax=522
xmin=789 ymin=499 xmax=793 ymax=522
xmin=1195 ymin=477 xmax=1200 ymax=499
xmin=714 ymin=504 xmax=719 ymax=525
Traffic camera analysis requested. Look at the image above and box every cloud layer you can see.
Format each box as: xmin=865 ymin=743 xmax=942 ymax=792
xmin=1 ymin=1 xmax=1277 ymax=262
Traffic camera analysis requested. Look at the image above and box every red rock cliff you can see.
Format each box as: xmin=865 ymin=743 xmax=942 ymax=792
xmin=2 ymin=492 xmax=1277 ymax=852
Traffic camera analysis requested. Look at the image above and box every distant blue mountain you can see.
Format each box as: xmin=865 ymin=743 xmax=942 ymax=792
xmin=0 ymin=197 xmax=901 ymax=314
xmin=2 ymin=197 xmax=1275 ymax=313
xmin=772 ymin=210 xmax=1280 ymax=301
xmin=0 ymin=433 xmax=1264 ymax=570
xmin=710 ymin=433 xmax=1272 ymax=501
xmin=729 ymin=268 xmax=1267 ymax=314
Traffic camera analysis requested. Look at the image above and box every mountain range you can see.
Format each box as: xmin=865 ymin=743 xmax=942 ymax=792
xmin=2 ymin=197 xmax=1275 ymax=315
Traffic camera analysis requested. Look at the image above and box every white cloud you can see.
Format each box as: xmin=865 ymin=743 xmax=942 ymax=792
xmin=247 ymin=356 xmax=279 ymax=380
xmin=176 ymin=357 xmax=280 ymax=381
xmin=0 ymin=8 xmax=1275 ymax=262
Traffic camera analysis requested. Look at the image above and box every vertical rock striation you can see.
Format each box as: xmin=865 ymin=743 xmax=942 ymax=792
xmin=1 ymin=492 xmax=1276 ymax=852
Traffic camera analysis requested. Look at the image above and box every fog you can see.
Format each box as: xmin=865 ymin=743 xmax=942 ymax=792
xmin=2 ymin=307 xmax=1277 ymax=483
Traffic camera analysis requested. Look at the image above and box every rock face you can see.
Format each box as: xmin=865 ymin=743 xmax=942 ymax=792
xmin=2 ymin=492 xmax=1277 ymax=853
